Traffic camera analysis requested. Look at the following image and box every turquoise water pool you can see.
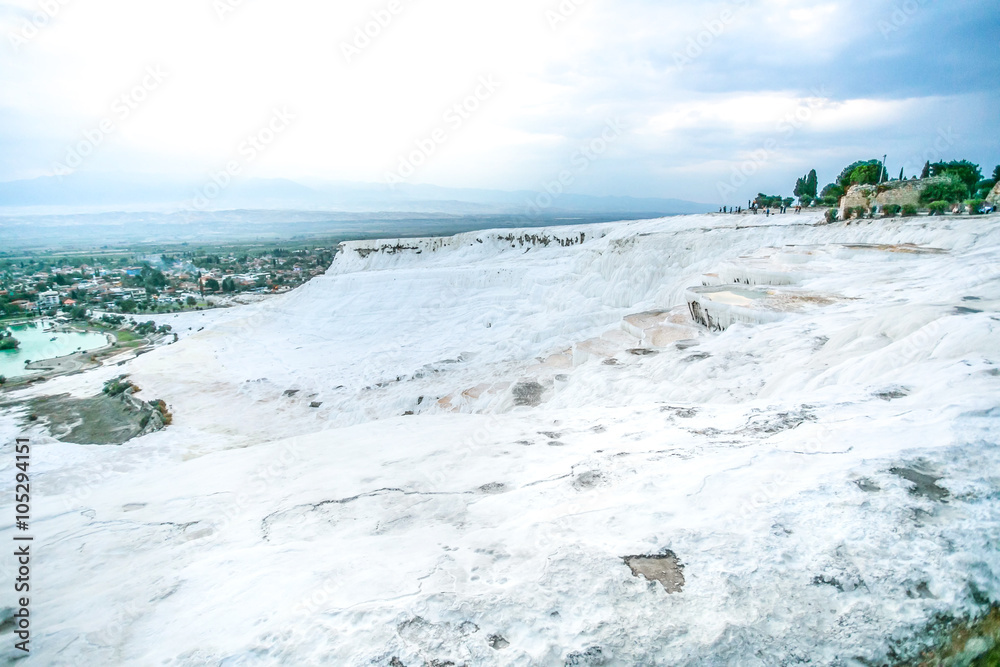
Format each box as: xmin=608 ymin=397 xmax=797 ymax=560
xmin=0 ymin=322 xmax=109 ymax=379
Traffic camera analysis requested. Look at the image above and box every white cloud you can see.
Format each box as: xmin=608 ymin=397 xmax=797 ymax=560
xmin=0 ymin=0 xmax=996 ymax=202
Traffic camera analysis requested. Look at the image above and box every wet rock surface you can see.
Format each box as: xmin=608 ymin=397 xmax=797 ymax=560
xmin=661 ymin=405 xmax=699 ymax=418
xmin=740 ymin=406 xmax=815 ymax=435
xmin=856 ymin=478 xmax=881 ymax=492
xmin=891 ymin=467 xmax=950 ymax=501
xmin=477 ymin=482 xmax=506 ymax=494
xmin=565 ymin=646 xmax=607 ymax=665
xmin=23 ymin=391 xmax=165 ymax=444
xmin=512 ymin=380 xmax=545 ymax=407
xmin=874 ymin=386 xmax=911 ymax=401
xmin=624 ymin=551 xmax=685 ymax=593
xmin=572 ymin=470 xmax=605 ymax=490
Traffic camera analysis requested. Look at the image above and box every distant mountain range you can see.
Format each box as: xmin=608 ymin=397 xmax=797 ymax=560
xmin=0 ymin=173 xmax=712 ymax=217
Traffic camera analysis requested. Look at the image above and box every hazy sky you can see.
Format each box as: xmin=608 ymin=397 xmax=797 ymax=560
xmin=1 ymin=0 xmax=998 ymax=204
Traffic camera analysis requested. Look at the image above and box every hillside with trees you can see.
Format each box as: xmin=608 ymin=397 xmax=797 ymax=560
xmin=792 ymin=158 xmax=998 ymax=213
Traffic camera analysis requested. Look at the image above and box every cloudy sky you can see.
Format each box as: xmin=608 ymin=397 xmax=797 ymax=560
xmin=1 ymin=0 xmax=998 ymax=204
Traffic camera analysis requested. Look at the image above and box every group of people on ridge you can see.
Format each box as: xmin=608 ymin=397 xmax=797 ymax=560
xmin=717 ymin=202 xmax=803 ymax=216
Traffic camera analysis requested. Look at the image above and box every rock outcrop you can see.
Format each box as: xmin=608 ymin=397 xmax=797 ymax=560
xmin=988 ymin=181 xmax=1000 ymax=205
xmin=839 ymin=176 xmax=950 ymax=213
xmin=24 ymin=387 xmax=167 ymax=444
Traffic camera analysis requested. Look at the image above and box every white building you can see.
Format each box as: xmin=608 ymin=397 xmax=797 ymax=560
xmin=38 ymin=290 xmax=60 ymax=308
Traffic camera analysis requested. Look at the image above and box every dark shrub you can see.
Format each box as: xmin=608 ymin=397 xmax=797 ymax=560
xmin=965 ymin=199 xmax=984 ymax=215
xmin=927 ymin=201 xmax=950 ymax=215
xmin=929 ymin=160 xmax=982 ymax=196
xmin=820 ymin=183 xmax=845 ymax=203
xmin=920 ymin=175 xmax=968 ymax=204
xmin=837 ymin=160 xmax=884 ymax=189
xmin=103 ymin=375 xmax=135 ymax=397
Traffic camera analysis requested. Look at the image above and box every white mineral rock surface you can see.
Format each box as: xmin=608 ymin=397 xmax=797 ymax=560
xmin=2 ymin=211 xmax=999 ymax=665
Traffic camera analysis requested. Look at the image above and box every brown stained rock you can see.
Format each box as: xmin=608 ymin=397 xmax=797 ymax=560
xmin=624 ymin=552 xmax=685 ymax=593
